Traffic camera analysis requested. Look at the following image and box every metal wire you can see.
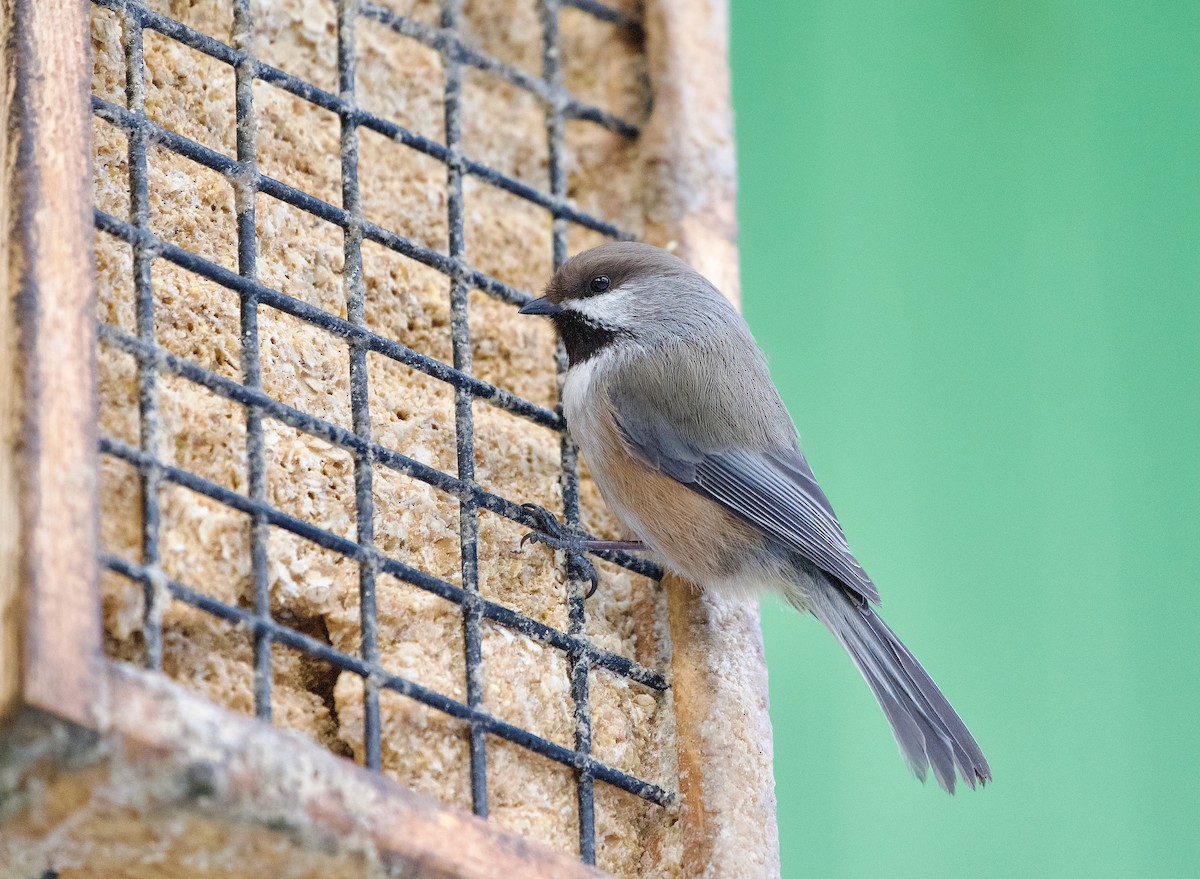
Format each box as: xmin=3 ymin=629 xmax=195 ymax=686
xmin=538 ymin=0 xmax=597 ymax=862
xmin=231 ymin=0 xmax=273 ymax=724
xmin=335 ymin=0 xmax=384 ymax=776
xmin=431 ymin=0 xmax=491 ymax=818
xmin=91 ymin=0 xmax=671 ymax=861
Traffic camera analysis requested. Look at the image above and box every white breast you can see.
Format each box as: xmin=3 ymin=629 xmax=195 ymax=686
xmin=561 ymin=354 xmax=608 ymax=448
xmin=560 ymin=352 xmax=650 ymax=537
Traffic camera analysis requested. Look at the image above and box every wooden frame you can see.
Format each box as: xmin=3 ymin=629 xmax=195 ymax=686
xmin=1 ymin=0 xmax=101 ymax=729
xmin=0 ymin=0 xmax=780 ymax=875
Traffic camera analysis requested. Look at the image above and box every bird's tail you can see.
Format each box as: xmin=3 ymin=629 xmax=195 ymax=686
xmin=803 ymin=581 xmax=991 ymax=793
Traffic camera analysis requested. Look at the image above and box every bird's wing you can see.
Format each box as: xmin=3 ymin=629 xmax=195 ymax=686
xmin=609 ymin=375 xmax=880 ymax=605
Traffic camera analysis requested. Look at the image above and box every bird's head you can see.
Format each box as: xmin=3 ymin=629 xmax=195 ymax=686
xmin=519 ymin=242 xmax=734 ymax=366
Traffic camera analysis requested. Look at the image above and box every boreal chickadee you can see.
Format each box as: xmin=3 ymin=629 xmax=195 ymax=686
xmin=519 ymin=241 xmax=990 ymax=793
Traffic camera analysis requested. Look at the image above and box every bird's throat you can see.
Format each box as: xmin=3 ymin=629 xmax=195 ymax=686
xmin=551 ymin=311 xmax=621 ymax=366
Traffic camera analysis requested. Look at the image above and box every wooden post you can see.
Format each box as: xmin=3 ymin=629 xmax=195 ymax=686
xmin=0 ymin=0 xmax=100 ymax=727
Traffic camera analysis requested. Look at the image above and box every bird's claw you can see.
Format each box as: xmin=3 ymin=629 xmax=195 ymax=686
xmin=519 ymin=503 xmax=600 ymax=599
xmin=572 ymin=555 xmax=600 ymax=600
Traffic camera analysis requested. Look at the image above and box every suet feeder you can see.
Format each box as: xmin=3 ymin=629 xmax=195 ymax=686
xmin=0 ymin=1 xmax=778 ymax=875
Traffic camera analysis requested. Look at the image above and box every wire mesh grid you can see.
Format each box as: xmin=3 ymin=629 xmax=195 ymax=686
xmin=90 ymin=0 xmax=671 ymax=864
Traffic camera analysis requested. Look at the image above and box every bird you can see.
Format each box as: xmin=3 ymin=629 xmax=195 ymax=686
xmin=517 ymin=241 xmax=990 ymax=793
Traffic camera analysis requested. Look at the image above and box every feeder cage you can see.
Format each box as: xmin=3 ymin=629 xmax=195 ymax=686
xmin=1 ymin=0 xmax=779 ymax=876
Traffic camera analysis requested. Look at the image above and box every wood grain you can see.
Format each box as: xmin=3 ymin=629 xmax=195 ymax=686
xmin=0 ymin=0 xmax=100 ymax=726
xmin=0 ymin=0 xmax=19 ymax=720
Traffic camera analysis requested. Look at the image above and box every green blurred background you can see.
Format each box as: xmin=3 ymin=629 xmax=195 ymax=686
xmin=729 ymin=1 xmax=1199 ymax=876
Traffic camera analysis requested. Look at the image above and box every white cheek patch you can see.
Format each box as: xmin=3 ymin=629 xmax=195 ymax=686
xmin=563 ymin=287 xmax=637 ymax=327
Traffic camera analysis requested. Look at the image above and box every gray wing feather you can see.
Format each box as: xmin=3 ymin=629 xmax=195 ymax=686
xmin=611 ymin=378 xmax=880 ymax=605
xmin=694 ymin=449 xmax=880 ymax=604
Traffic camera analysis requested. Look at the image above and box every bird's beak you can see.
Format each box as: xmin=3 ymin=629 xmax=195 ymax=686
xmin=518 ymin=296 xmax=564 ymax=316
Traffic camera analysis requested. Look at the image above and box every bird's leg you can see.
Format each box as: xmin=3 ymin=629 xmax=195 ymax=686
xmin=518 ymin=503 xmax=647 ymax=599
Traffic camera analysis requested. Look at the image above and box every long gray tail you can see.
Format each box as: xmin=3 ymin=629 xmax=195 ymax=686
xmin=805 ymin=580 xmax=991 ymax=793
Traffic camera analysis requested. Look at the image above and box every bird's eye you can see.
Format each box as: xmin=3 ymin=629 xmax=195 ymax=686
xmin=589 ymin=275 xmax=610 ymax=294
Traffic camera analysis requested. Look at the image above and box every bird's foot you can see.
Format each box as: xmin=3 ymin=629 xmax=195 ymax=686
xmin=521 ymin=504 xmax=647 ymax=551
xmin=518 ymin=504 xmax=601 ymax=598
xmin=519 ymin=503 xmax=584 ymax=551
